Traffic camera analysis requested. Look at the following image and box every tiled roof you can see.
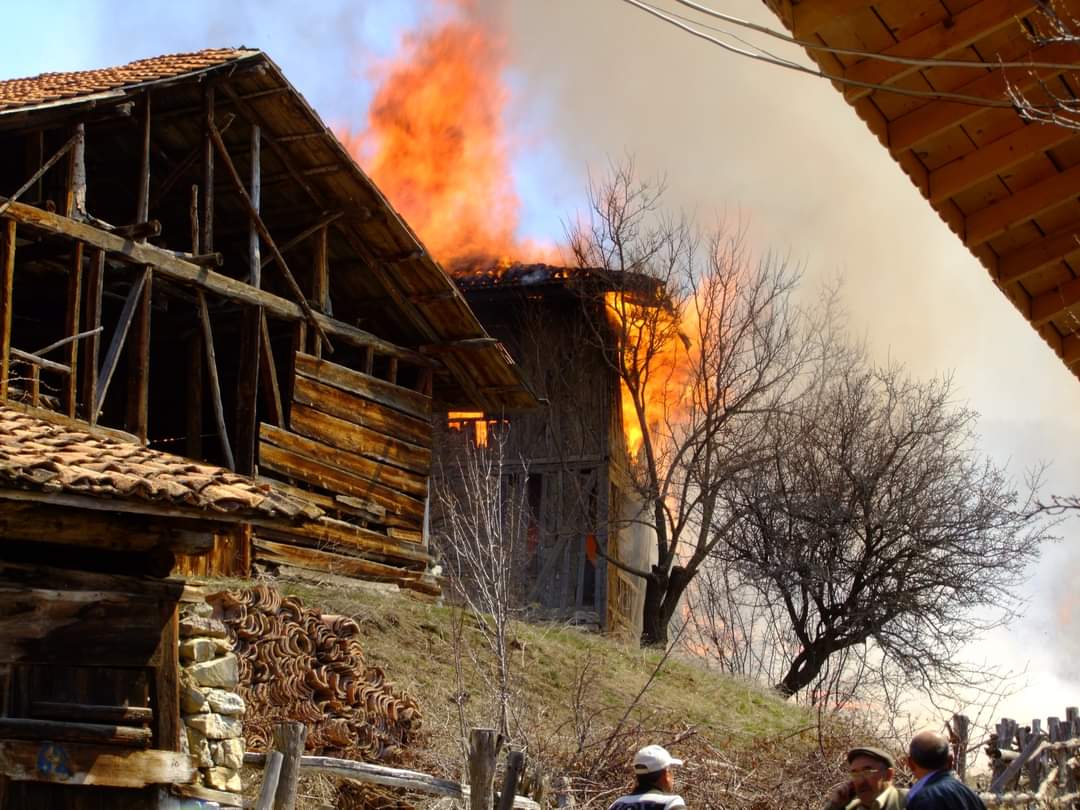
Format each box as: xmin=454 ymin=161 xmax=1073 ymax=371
xmin=0 ymin=48 xmax=257 ymax=112
xmin=0 ymin=405 xmax=321 ymax=521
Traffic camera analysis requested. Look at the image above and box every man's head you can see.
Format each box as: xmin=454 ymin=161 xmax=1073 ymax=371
xmin=907 ymin=731 xmax=952 ymax=778
xmin=633 ymin=745 xmax=683 ymax=792
xmin=846 ymin=747 xmax=895 ymax=807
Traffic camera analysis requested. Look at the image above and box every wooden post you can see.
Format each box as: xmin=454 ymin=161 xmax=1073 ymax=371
xmin=271 ymin=721 xmax=307 ymax=810
xmin=151 ymin=602 xmax=180 ymax=752
xmin=468 ymin=728 xmax=503 ymax=810
xmin=312 ymin=226 xmax=328 ymax=360
xmin=125 ymin=268 xmax=152 ymax=442
xmin=255 ymin=749 xmax=284 ymax=810
xmin=0 ymin=220 xmax=15 ymax=401
xmin=81 ymin=247 xmax=104 ymax=422
xmin=260 ymin=314 xmax=283 ymax=427
xmin=496 ymin=748 xmax=526 ymax=810
xmin=201 ymin=85 xmax=215 ymax=254
xmin=63 ymin=242 xmax=83 ymax=416
xmin=235 ymin=123 xmax=262 ymax=475
xmin=64 ymin=123 xmax=86 ymax=219
xmin=135 ymin=92 xmax=152 ymax=227
xmin=197 ymin=292 xmax=234 ymax=470
xmin=186 ymin=329 xmax=204 ymax=459
xmin=95 ymin=267 xmax=150 ymax=419
xmin=952 ymin=714 xmax=970 ymax=782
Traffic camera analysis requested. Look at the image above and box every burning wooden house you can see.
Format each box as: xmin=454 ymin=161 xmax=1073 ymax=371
xmin=442 ymin=263 xmax=656 ymax=638
xmin=0 ymin=48 xmax=535 ymax=805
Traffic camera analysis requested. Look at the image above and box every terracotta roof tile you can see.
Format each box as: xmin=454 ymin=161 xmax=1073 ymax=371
xmin=0 ymin=405 xmax=321 ymax=521
xmin=0 ymin=48 xmax=258 ymax=112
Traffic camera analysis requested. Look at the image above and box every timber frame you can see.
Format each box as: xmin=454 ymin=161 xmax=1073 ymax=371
xmin=762 ymin=0 xmax=1080 ymax=379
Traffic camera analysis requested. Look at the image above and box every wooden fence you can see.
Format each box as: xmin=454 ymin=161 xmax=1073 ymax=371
xmin=246 ymin=723 xmax=541 ymax=810
xmin=951 ymin=709 xmax=1080 ymax=809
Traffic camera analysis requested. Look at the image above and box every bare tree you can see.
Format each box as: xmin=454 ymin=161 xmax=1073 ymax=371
xmin=432 ymin=431 xmax=529 ymax=739
xmin=716 ymin=352 xmax=1051 ymax=698
xmin=566 ymin=160 xmax=818 ymax=646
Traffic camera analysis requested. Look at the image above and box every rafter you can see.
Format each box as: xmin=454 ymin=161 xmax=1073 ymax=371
xmin=996 ymin=224 xmax=1080 ymax=284
xmin=888 ymin=41 xmax=1075 ymax=154
xmin=930 ymin=123 xmax=1074 ymax=203
xmin=1030 ymin=276 xmax=1080 ymax=324
xmin=844 ymin=0 xmax=1037 ymax=103
xmin=965 ymin=161 xmax=1080 ymax=247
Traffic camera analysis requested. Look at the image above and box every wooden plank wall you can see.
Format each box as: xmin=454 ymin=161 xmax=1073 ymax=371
xmin=254 ymin=352 xmax=437 ymax=587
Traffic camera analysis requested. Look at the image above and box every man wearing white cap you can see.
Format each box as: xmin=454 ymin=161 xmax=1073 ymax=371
xmin=608 ymin=744 xmax=687 ymax=810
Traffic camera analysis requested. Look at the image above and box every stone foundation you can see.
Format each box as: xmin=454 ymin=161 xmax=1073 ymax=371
xmin=178 ymin=600 xmax=246 ymax=796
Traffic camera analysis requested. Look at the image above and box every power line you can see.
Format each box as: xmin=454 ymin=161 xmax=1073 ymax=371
xmin=669 ymin=0 xmax=1080 ymax=73
xmin=619 ymin=0 xmax=1018 ymax=108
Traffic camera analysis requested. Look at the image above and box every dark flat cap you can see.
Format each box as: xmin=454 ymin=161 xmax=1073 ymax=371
xmin=847 ymin=747 xmax=895 ymax=769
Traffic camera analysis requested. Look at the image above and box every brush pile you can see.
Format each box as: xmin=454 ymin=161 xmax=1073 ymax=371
xmin=211 ymin=584 xmax=422 ymax=763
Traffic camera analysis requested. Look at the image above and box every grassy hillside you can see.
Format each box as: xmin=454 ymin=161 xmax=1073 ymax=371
xmin=204 ymin=574 xmax=878 ymax=809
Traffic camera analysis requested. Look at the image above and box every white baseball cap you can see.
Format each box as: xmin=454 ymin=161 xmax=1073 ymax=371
xmin=633 ymin=744 xmax=684 ymax=774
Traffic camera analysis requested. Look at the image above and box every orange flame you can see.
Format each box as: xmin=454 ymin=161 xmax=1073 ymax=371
xmin=605 ymin=291 xmax=697 ymax=459
xmin=338 ymin=2 xmax=555 ymax=269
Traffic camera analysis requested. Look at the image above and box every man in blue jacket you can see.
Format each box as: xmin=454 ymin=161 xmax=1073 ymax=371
xmin=905 ymin=731 xmax=987 ymax=810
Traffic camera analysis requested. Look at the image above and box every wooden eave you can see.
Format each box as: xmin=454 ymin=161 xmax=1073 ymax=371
xmin=762 ymin=0 xmax=1080 ymax=380
xmin=0 ymin=50 xmax=538 ymax=411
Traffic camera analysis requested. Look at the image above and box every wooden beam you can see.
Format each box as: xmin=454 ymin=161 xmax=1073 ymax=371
xmin=792 ymin=0 xmax=874 ymax=39
xmin=95 ymin=267 xmax=149 ymax=418
xmin=253 ymin=537 xmax=425 ymax=584
xmin=30 ymin=702 xmax=153 ymax=725
xmin=0 ymin=201 xmax=432 ymax=365
xmin=259 ymin=313 xmax=284 ymax=428
xmin=201 ymin=84 xmax=214 ymax=253
xmin=151 ymin=601 xmax=180 ymax=752
xmin=0 ymin=130 xmax=79 ymax=219
xmin=125 ymin=269 xmax=152 ymax=442
xmin=254 ymin=521 xmax=429 ymax=567
xmin=1031 ymin=277 xmax=1080 ymax=324
xmin=997 ymin=224 xmax=1080 ymax=283
xmin=197 ymin=291 xmax=235 ymax=471
xmin=0 ymin=717 xmax=152 ymax=747
xmin=930 ymin=122 xmax=1074 ymax=203
xmin=235 ymin=122 xmax=262 ymax=475
xmin=260 ymin=211 xmax=343 ymax=271
xmin=0 ymin=740 xmax=195 ymax=788
xmin=296 ymin=353 xmax=431 ymax=420
xmin=0 ymin=220 xmax=14 ymax=401
xmin=135 ymin=91 xmax=151 ymax=229
xmin=0 ymin=501 xmax=214 ymax=555
xmin=888 ymin=41 xmax=1076 ymax=153
xmin=80 ymin=247 xmax=104 ymax=423
xmin=65 ymin=123 xmax=86 ymax=219
xmin=844 ymin=0 xmax=1037 ymax=103
xmin=292 ymin=374 xmax=432 ymax=448
xmin=260 ymin=422 xmax=427 ymax=498
xmin=965 ymin=161 xmax=1080 ymax=247
xmin=63 ymin=242 xmax=82 ymax=416
xmin=207 ymin=118 xmax=332 ymax=354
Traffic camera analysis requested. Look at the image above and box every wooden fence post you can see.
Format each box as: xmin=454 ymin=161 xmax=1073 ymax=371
xmin=468 ymin=728 xmax=503 ymax=810
xmin=952 ymin=714 xmax=970 ymax=782
xmin=496 ymin=748 xmax=526 ymax=810
xmin=256 ymin=750 xmax=284 ymax=810
xmin=272 ymin=721 xmax=307 ymax=810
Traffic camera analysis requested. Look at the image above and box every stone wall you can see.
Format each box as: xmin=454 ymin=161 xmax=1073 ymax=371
xmin=178 ymin=601 xmax=245 ymax=797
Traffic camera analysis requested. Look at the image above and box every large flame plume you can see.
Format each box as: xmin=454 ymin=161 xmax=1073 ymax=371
xmin=338 ymin=2 xmax=554 ymax=269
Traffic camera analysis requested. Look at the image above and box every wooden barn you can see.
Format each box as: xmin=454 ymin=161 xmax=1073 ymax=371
xmin=762 ymin=0 xmax=1080 ymax=378
xmin=0 ymin=48 xmax=535 ymax=805
xmin=442 ymin=263 xmax=655 ymax=639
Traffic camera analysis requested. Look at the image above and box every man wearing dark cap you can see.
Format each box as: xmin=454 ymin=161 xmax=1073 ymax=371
xmin=825 ymin=746 xmax=906 ymax=810
xmin=608 ymin=744 xmax=687 ymax=810
xmin=905 ymin=730 xmax=986 ymax=810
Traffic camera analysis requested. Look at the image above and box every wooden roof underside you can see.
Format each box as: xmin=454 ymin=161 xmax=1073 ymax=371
xmin=763 ymin=0 xmax=1080 ymax=378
